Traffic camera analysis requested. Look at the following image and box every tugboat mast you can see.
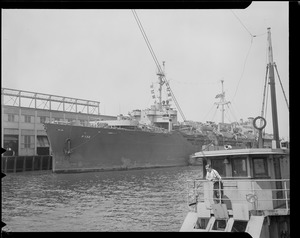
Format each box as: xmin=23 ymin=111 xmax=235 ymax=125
xmin=267 ymin=27 xmax=280 ymax=148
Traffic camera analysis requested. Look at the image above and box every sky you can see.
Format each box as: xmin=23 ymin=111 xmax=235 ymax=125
xmin=1 ymin=2 xmax=289 ymax=140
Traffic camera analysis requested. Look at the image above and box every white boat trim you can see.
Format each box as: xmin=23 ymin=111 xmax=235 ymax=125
xmin=191 ymin=148 xmax=287 ymax=158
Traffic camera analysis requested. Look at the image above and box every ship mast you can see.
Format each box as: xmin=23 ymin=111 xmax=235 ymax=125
xmin=156 ymin=61 xmax=166 ymax=110
xmin=267 ymin=27 xmax=280 ymax=148
xmin=215 ymin=80 xmax=230 ymax=123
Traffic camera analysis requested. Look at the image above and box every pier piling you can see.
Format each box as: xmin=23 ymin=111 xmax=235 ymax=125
xmin=1 ymin=155 xmax=52 ymax=173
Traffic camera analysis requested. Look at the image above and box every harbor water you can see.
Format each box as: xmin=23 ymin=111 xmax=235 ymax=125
xmin=2 ymin=165 xmax=202 ymax=232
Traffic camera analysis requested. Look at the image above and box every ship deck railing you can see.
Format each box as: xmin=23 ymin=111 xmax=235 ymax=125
xmin=186 ymin=178 xmax=290 ymax=216
xmin=48 ymin=120 xmax=172 ymax=133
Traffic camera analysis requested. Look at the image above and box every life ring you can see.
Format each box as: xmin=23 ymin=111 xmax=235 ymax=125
xmin=246 ymin=194 xmax=258 ymax=203
xmin=253 ymin=116 xmax=267 ymax=130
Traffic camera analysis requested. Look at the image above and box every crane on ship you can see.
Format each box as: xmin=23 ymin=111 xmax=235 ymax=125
xmin=131 ymin=10 xmax=187 ymax=122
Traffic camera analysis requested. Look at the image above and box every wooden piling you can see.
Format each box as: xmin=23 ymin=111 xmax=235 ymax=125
xmin=2 ymin=155 xmax=52 ymax=173
xmin=47 ymin=156 xmax=50 ymax=170
xmin=4 ymin=157 xmax=8 ymax=173
xmin=13 ymin=156 xmax=17 ymax=173
xmin=23 ymin=156 xmax=26 ymax=172
xmin=32 ymin=156 xmax=35 ymax=171
xmin=40 ymin=156 xmax=43 ymax=170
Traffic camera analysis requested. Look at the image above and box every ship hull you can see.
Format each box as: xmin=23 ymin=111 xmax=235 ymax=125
xmin=44 ymin=123 xmax=202 ymax=173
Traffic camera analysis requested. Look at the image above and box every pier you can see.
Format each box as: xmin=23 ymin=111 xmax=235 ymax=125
xmin=1 ymin=155 xmax=52 ymax=173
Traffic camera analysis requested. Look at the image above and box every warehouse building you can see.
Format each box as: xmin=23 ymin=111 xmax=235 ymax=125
xmin=1 ymin=88 xmax=116 ymax=157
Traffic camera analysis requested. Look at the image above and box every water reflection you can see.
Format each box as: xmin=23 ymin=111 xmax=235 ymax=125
xmin=2 ymin=166 xmax=201 ymax=231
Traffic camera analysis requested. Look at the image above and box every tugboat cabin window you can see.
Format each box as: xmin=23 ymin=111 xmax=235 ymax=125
xmin=231 ymin=220 xmax=247 ymax=232
xmin=212 ymin=219 xmax=226 ymax=231
xmin=232 ymin=157 xmax=247 ymax=177
xmin=253 ymin=157 xmax=269 ymax=178
xmin=194 ymin=218 xmax=209 ymax=229
xmin=211 ymin=159 xmax=226 ymax=177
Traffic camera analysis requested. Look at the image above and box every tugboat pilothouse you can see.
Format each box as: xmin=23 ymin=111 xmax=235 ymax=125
xmin=180 ymin=28 xmax=290 ymax=238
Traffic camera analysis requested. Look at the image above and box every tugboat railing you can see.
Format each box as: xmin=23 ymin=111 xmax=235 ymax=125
xmin=186 ymin=178 xmax=290 ymax=213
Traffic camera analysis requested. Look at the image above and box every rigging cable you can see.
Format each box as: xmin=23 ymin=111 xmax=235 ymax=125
xmin=274 ymin=63 xmax=289 ymax=111
xmin=131 ymin=10 xmax=186 ymax=121
xmin=224 ymin=109 xmax=232 ymax=124
xmin=230 ymin=10 xmax=254 ymax=37
xmin=261 ymin=65 xmax=269 ymax=119
xmin=263 ymin=77 xmax=270 ymax=137
xmin=230 ymin=10 xmax=267 ymax=104
xmin=211 ymin=106 xmax=218 ymax=122
xmin=227 ymin=103 xmax=239 ymax=123
xmin=231 ymin=35 xmax=253 ymax=103
xmin=202 ymin=103 xmax=216 ymax=122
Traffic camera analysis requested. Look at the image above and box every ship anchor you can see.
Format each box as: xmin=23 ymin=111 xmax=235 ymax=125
xmin=63 ymin=138 xmax=72 ymax=159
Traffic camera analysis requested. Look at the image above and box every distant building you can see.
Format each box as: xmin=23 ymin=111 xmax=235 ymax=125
xmin=1 ymin=88 xmax=116 ymax=156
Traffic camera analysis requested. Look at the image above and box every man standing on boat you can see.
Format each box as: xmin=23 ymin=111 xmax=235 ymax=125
xmin=205 ymin=164 xmax=221 ymax=181
xmin=205 ymin=164 xmax=223 ymax=203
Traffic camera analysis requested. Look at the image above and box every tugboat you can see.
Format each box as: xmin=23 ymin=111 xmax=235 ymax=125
xmin=180 ymin=28 xmax=290 ymax=238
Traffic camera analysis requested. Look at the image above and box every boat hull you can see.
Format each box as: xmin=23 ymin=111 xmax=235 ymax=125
xmin=44 ymin=123 xmax=203 ymax=173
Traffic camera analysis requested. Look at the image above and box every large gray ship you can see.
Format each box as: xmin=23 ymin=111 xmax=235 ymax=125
xmin=44 ymin=68 xmax=258 ymax=173
xmin=43 ymin=11 xmax=265 ymax=173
